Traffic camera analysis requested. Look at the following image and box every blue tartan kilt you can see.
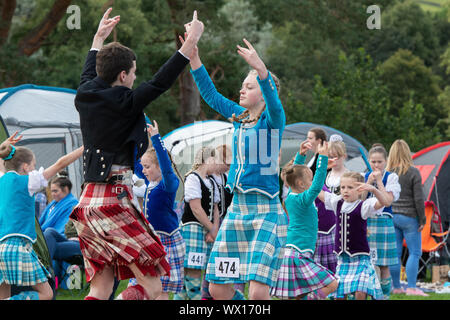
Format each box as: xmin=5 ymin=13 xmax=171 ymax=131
xmin=0 ymin=236 xmax=51 ymax=286
xmin=181 ymin=222 xmax=213 ymax=270
xmin=271 ymin=247 xmax=336 ymax=299
xmin=367 ymin=214 xmax=397 ymax=266
xmin=332 ymin=253 xmax=383 ymax=300
xmin=205 ymin=191 xmax=288 ymax=287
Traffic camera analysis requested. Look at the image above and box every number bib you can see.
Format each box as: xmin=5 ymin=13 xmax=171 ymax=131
xmin=188 ymin=252 xmax=206 ymax=267
xmin=369 ymin=248 xmax=378 ymax=264
xmin=215 ymin=257 xmax=240 ymax=278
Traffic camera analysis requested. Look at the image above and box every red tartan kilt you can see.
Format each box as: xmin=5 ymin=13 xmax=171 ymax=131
xmin=69 ymin=182 xmax=171 ymax=282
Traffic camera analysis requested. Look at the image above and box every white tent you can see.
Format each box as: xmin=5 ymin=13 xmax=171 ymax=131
xmin=162 ymin=120 xmax=370 ymax=200
xmin=0 ymin=84 xmax=83 ymax=197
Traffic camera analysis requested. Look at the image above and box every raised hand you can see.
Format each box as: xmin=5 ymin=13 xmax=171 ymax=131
xmin=184 ymin=10 xmax=204 ymax=42
xmin=299 ymin=140 xmax=312 ymax=156
xmin=355 ymin=182 xmax=376 ymax=194
xmin=91 ymin=7 xmax=120 ymax=49
xmin=367 ymin=170 xmax=382 ymax=185
xmin=146 ymin=120 xmax=159 ymax=137
xmin=237 ymin=38 xmax=268 ymax=79
xmin=317 ymin=141 xmax=329 ymax=156
xmin=179 ymin=11 xmax=204 ymax=62
xmin=0 ymin=131 xmax=22 ymax=153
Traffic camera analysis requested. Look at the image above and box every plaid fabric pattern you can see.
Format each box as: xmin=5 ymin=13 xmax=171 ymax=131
xmin=271 ymin=246 xmax=336 ymax=299
xmin=181 ymin=223 xmax=213 ymax=270
xmin=129 ymin=230 xmax=185 ymax=293
xmin=159 ymin=230 xmax=185 ymax=293
xmin=332 ymin=254 xmax=383 ymax=300
xmin=367 ymin=215 xmax=397 ymax=266
xmin=0 ymin=236 xmax=50 ymax=286
xmin=314 ymin=232 xmax=338 ymax=274
xmin=70 ymin=182 xmax=170 ymax=282
xmin=205 ymin=191 xmax=288 ymax=287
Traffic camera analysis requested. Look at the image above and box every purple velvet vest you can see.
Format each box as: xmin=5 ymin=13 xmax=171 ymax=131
xmin=315 ymin=196 xmax=336 ymax=234
xmin=334 ymin=199 xmax=370 ymax=256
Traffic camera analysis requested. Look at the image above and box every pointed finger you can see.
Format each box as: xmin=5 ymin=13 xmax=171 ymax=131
xmin=193 ymin=10 xmax=198 ymax=21
xmin=243 ymin=38 xmax=254 ymax=50
xmin=103 ymin=7 xmax=113 ymax=20
xmin=236 ymin=45 xmax=249 ymax=53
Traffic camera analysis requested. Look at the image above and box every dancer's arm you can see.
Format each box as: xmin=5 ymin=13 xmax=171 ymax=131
xmin=237 ymin=39 xmax=285 ymax=129
xmin=80 ymin=8 xmax=120 ymax=86
xmin=148 ymin=121 xmax=179 ymax=193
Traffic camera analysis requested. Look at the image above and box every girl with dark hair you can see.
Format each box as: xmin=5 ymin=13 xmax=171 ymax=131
xmin=39 ymin=171 xmax=78 ymax=236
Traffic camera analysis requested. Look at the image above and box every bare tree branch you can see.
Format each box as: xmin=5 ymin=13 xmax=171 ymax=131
xmin=0 ymin=0 xmax=17 ymax=47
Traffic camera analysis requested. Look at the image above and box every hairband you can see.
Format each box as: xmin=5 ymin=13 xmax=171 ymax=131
xmin=2 ymin=145 xmax=16 ymax=161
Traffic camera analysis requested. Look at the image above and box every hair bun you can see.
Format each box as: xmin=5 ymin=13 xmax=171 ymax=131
xmin=56 ymin=170 xmax=68 ymax=178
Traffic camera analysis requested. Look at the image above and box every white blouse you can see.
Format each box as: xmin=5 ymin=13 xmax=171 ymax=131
xmin=184 ymin=173 xmax=220 ymax=204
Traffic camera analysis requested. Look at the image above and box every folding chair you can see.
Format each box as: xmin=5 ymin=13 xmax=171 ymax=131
xmin=418 ymin=201 xmax=450 ymax=275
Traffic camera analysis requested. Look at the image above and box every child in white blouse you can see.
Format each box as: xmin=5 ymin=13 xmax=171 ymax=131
xmin=175 ymin=146 xmax=220 ymax=300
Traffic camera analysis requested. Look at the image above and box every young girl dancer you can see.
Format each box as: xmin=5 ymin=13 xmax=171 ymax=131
xmin=125 ymin=120 xmax=186 ymax=300
xmin=182 ymin=35 xmax=288 ymax=300
xmin=0 ymin=134 xmax=83 ymax=300
xmin=177 ymin=146 xmax=220 ymax=300
xmin=318 ymin=171 xmax=390 ymax=300
xmin=365 ymin=144 xmax=401 ymax=299
xmin=271 ymin=140 xmax=338 ymax=300
xmin=313 ymin=136 xmax=348 ymax=274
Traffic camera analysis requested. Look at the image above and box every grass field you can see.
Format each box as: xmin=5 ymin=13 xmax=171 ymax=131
xmin=54 ymin=278 xmax=450 ymax=301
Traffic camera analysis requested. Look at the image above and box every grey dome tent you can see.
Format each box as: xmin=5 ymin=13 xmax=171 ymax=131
xmin=162 ymin=120 xmax=370 ymax=201
xmin=0 ymin=84 xmax=83 ymax=198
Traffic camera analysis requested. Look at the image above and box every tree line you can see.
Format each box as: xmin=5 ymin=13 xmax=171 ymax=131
xmin=0 ymin=0 xmax=449 ymax=152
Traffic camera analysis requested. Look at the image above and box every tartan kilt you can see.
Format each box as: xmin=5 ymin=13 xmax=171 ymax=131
xmin=367 ymin=215 xmax=397 ymax=266
xmin=69 ymin=182 xmax=170 ymax=282
xmin=0 ymin=236 xmax=51 ymax=286
xmin=271 ymin=246 xmax=336 ymax=299
xmin=314 ymin=231 xmax=337 ymax=274
xmin=181 ymin=223 xmax=213 ymax=270
xmin=332 ymin=254 xmax=383 ymax=300
xmin=158 ymin=230 xmax=185 ymax=293
xmin=205 ymin=191 xmax=288 ymax=287
xmin=130 ymin=230 xmax=185 ymax=293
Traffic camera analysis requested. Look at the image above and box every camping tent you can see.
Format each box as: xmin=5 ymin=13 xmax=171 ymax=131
xmin=162 ymin=120 xmax=370 ymax=200
xmin=0 ymin=84 xmax=83 ymax=197
xmin=412 ymin=141 xmax=450 ymax=225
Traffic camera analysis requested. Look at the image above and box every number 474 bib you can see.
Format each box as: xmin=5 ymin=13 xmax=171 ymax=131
xmin=215 ymin=257 xmax=240 ymax=278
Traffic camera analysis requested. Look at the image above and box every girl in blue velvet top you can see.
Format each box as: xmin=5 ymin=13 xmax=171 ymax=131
xmin=128 ymin=120 xmax=185 ymax=300
xmin=180 ymin=35 xmax=288 ymax=300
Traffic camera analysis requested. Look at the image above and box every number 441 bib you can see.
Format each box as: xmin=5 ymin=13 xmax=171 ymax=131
xmin=214 ymin=257 xmax=240 ymax=278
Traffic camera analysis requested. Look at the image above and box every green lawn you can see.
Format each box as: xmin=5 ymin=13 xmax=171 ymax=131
xmin=54 ymin=279 xmax=450 ymax=301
